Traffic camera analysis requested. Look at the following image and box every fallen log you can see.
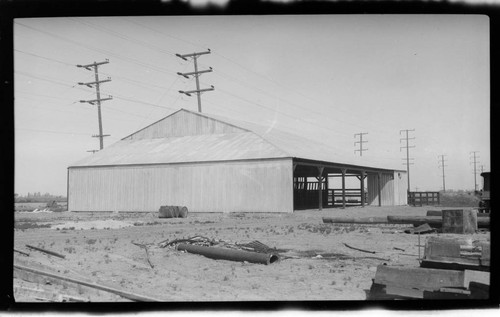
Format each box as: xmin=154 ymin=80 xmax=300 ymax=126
xmin=386 ymin=216 xmax=489 ymax=228
xmin=25 ymin=245 xmax=65 ymax=259
xmin=177 ymin=243 xmax=279 ymax=265
xmin=322 ymin=217 xmax=388 ymax=224
xmin=14 ymin=264 xmax=161 ymax=302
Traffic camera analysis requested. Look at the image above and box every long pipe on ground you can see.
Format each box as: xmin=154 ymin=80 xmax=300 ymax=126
xmin=426 ymin=210 xmax=490 ymax=217
xmin=322 ymin=217 xmax=388 ymax=224
xmin=177 ymin=244 xmax=279 ymax=265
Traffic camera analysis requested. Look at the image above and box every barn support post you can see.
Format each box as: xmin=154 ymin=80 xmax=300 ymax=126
xmin=378 ymin=172 xmax=382 ymax=207
xmin=318 ymin=166 xmax=324 ymax=211
xmin=360 ymin=170 xmax=365 ymax=207
xmin=341 ymin=168 xmax=347 ymax=209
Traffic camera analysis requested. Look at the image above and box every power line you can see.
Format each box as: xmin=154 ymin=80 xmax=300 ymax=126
xmin=176 ymin=49 xmax=214 ymax=113
xmin=77 ymin=59 xmax=113 ymax=150
xmin=400 ymin=129 xmax=415 ymax=192
xmin=16 ymin=127 xmax=93 ymax=136
xmin=438 ymin=154 xmax=447 ymax=192
xmin=16 ymin=48 xmax=179 ymax=94
xmin=70 ymin=18 xmax=178 ymax=56
xmin=15 ymin=22 xmax=179 ymax=78
xmin=14 ymin=49 xmax=76 ymax=67
xmin=354 ymin=132 xmax=368 ymax=156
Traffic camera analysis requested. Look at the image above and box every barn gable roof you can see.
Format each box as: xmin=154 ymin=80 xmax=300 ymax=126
xmin=70 ymin=108 xmax=402 ymax=171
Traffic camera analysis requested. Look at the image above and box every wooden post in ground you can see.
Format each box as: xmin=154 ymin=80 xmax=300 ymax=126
xmin=318 ymin=166 xmax=324 ymax=210
xmin=341 ymin=169 xmax=347 ymax=209
xmin=318 ymin=166 xmax=324 ymax=211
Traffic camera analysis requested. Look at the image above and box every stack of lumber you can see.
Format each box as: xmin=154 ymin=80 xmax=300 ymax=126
xmin=369 ymin=237 xmax=490 ymax=300
xmin=369 ymin=265 xmax=489 ymax=299
xmin=420 ymin=237 xmax=490 ymax=272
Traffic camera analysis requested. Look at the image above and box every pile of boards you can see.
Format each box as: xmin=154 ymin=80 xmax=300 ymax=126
xmin=368 ymin=237 xmax=490 ymax=299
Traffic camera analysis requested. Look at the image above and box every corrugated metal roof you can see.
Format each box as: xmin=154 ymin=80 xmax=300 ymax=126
xmin=193 ymin=111 xmax=401 ymax=171
xmin=70 ymin=131 xmax=289 ymax=167
xmin=70 ymin=108 xmax=403 ymax=171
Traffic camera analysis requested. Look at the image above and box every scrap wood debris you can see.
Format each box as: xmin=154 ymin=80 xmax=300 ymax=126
xmin=159 ymin=236 xmax=280 ymax=256
xmin=25 ymin=244 xmax=65 ymax=259
xmin=158 ymin=236 xmax=216 ymax=248
xmin=343 ymin=243 xmax=376 ymax=254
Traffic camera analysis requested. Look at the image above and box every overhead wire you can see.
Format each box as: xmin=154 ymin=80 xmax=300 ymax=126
xmin=15 ymin=21 xmax=179 ymax=78
xmin=117 ymin=19 xmax=409 ymax=143
xmin=15 ymin=19 xmax=441 ymax=165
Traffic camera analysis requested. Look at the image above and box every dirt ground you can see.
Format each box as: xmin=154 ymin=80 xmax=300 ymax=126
xmin=13 ymin=206 xmax=490 ymax=302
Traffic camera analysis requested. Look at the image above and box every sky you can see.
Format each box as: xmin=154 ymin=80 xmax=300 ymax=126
xmin=14 ymin=15 xmax=490 ymax=196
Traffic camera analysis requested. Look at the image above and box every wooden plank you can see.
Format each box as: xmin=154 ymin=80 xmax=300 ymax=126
xmin=481 ymin=243 xmax=490 ymax=261
xmin=385 ymin=285 xmax=424 ymax=299
xmin=14 ymin=264 xmax=162 ymax=302
xmin=25 ymin=244 xmax=65 ymax=259
xmin=423 ymin=290 xmax=471 ymax=300
xmin=439 ymin=287 xmax=471 ymax=295
xmin=463 ymin=270 xmax=490 ymax=288
xmin=374 ymin=265 xmax=465 ymax=291
xmin=425 ymin=241 xmax=461 ymax=258
xmin=422 ymin=255 xmax=482 ymax=266
xmin=322 ymin=217 xmax=388 ymax=224
xmin=420 ymin=258 xmax=489 ymax=272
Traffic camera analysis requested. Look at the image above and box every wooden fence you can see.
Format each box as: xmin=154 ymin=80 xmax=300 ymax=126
xmin=408 ymin=192 xmax=440 ymax=206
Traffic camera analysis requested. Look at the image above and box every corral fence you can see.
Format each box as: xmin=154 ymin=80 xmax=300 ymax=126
xmin=408 ymin=191 xmax=440 ymax=206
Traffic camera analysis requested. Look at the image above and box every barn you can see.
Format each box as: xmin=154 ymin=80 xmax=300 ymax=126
xmin=67 ymin=109 xmax=407 ymax=213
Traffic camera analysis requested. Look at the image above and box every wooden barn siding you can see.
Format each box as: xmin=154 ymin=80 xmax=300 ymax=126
xmin=367 ymin=173 xmax=395 ymax=206
xmin=68 ymin=159 xmax=293 ymax=213
xmin=124 ymin=111 xmax=245 ymax=140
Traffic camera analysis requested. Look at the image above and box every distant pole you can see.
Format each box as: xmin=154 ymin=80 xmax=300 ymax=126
xmin=354 ymin=132 xmax=368 ymax=156
xmin=438 ymin=155 xmax=447 ymax=192
xmin=470 ymin=151 xmax=480 ymax=191
xmin=77 ymin=59 xmax=112 ymax=150
xmin=400 ymin=129 xmax=415 ymax=193
xmin=176 ymin=49 xmax=214 ymax=113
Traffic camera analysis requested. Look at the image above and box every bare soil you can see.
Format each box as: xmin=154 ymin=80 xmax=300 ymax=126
xmin=13 ymin=206 xmax=490 ymax=302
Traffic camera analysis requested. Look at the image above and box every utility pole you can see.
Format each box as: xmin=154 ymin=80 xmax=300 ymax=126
xmin=354 ymin=132 xmax=368 ymax=156
xmin=77 ymin=59 xmax=112 ymax=150
xmin=400 ymin=129 xmax=415 ymax=193
xmin=176 ymin=49 xmax=214 ymax=113
xmin=438 ymin=155 xmax=447 ymax=192
xmin=470 ymin=151 xmax=480 ymax=191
